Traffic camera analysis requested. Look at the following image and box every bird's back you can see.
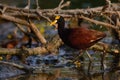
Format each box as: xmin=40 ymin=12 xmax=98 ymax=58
xmin=60 ymin=27 xmax=106 ymax=50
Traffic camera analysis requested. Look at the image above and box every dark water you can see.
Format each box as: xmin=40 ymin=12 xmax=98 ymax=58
xmin=1 ymin=51 xmax=120 ymax=80
xmin=2 ymin=67 xmax=120 ymax=80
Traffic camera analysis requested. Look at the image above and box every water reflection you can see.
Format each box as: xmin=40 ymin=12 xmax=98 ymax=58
xmin=5 ymin=68 xmax=120 ymax=80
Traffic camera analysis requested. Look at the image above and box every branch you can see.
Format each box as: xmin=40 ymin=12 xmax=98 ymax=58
xmin=29 ymin=21 xmax=47 ymax=44
xmin=0 ymin=2 xmax=119 ymax=55
xmin=0 ymin=35 xmax=62 ymax=55
xmin=54 ymin=0 xmax=70 ymax=10
xmin=24 ymin=0 xmax=30 ymax=9
xmin=80 ymin=15 xmax=117 ymax=29
xmin=0 ymin=14 xmax=30 ymax=26
xmin=35 ymin=0 xmax=40 ymax=9
xmin=0 ymin=61 xmax=32 ymax=73
xmin=90 ymin=43 xmax=120 ymax=55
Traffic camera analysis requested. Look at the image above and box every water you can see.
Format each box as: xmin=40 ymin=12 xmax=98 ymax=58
xmin=0 ymin=50 xmax=120 ymax=80
xmin=1 ymin=68 xmax=120 ymax=80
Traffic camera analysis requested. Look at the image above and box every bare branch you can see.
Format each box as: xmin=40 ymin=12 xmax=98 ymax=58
xmin=35 ymin=0 xmax=40 ymax=9
xmin=54 ymin=1 xmax=71 ymax=10
xmin=80 ymin=15 xmax=117 ymax=29
xmin=0 ymin=61 xmax=32 ymax=72
xmin=0 ymin=14 xmax=30 ymax=26
xmin=36 ymin=10 xmax=52 ymax=22
xmin=25 ymin=0 xmax=30 ymax=9
xmin=60 ymin=1 xmax=71 ymax=9
xmin=29 ymin=20 xmax=47 ymax=44
xmin=15 ymin=23 xmax=28 ymax=34
xmin=58 ymin=0 xmax=64 ymax=9
xmin=0 ymin=35 xmax=62 ymax=55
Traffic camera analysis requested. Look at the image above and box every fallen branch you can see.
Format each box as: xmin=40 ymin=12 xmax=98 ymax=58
xmin=0 ymin=14 xmax=30 ymax=26
xmin=0 ymin=61 xmax=32 ymax=73
xmin=0 ymin=2 xmax=119 ymax=57
xmin=90 ymin=43 xmax=120 ymax=55
xmin=0 ymin=35 xmax=62 ymax=55
xmin=29 ymin=21 xmax=47 ymax=44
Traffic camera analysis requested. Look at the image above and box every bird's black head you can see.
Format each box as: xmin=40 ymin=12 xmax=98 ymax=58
xmin=50 ymin=16 xmax=65 ymax=26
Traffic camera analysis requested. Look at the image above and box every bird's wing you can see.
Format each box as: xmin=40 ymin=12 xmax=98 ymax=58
xmin=68 ymin=27 xmax=105 ymax=49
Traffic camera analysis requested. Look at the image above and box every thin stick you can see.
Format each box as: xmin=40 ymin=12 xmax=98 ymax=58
xmin=25 ymin=0 xmax=30 ymax=9
xmin=15 ymin=23 xmax=28 ymax=34
xmin=58 ymin=0 xmax=64 ymax=9
xmin=0 ymin=61 xmax=31 ymax=72
xmin=36 ymin=10 xmax=52 ymax=22
xmin=35 ymin=0 xmax=40 ymax=9
xmin=86 ymin=51 xmax=93 ymax=74
xmin=80 ymin=15 xmax=117 ymax=29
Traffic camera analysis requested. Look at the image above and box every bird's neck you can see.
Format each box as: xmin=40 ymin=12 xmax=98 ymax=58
xmin=58 ymin=21 xmax=65 ymax=30
xmin=58 ymin=21 xmax=65 ymax=36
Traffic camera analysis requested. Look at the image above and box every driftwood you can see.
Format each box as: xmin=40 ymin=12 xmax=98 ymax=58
xmin=0 ymin=35 xmax=62 ymax=55
xmin=0 ymin=61 xmax=32 ymax=73
xmin=0 ymin=0 xmax=119 ymax=55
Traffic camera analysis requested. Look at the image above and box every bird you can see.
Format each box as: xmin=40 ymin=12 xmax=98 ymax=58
xmin=50 ymin=16 xmax=106 ymax=72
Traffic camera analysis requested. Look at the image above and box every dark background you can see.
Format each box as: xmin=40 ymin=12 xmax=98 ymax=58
xmin=0 ymin=0 xmax=119 ymax=9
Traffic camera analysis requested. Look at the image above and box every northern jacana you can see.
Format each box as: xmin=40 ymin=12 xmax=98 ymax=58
xmin=50 ymin=16 xmax=106 ymax=72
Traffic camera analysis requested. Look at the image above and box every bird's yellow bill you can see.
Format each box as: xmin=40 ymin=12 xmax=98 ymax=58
xmin=50 ymin=20 xmax=57 ymax=26
xmin=55 ymin=16 xmax=60 ymax=19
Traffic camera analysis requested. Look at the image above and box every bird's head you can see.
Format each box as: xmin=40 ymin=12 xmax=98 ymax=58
xmin=50 ymin=15 xmax=61 ymax=26
xmin=50 ymin=16 xmax=65 ymax=30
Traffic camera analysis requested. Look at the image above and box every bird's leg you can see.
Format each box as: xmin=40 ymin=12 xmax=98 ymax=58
xmin=73 ymin=50 xmax=84 ymax=68
xmin=85 ymin=51 xmax=93 ymax=74
xmin=100 ymin=53 xmax=104 ymax=71
xmin=74 ymin=50 xmax=83 ymax=61
xmin=100 ymin=49 xmax=106 ymax=72
xmin=98 ymin=43 xmax=107 ymax=72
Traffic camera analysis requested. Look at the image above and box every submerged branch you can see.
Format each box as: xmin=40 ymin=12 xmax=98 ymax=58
xmin=0 ymin=61 xmax=32 ymax=73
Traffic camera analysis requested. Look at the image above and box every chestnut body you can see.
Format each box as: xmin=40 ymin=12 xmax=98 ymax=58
xmin=52 ymin=16 xmax=106 ymax=50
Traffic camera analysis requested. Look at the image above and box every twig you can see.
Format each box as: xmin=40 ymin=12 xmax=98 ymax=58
xmin=36 ymin=10 xmax=52 ymax=22
xmin=80 ymin=15 xmax=117 ymax=29
xmin=24 ymin=0 xmax=30 ymax=9
xmin=0 ymin=61 xmax=32 ymax=73
xmin=54 ymin=1 xmax=71 ymax=10
xmin=1 ymin=6 xmax=7 ymax=14
xmin=29 ymin=20 xmax=47 ymax=44
xmin=0 ymin=14 xmax=30 ymax=26
xmin=102 ymin=0 xmax=111 ymax=11
xmin=60 ymin=1 xmax=71 ymax=9
xmin=58 ymin=0 xmax=64 ymax=9
xmin=15 ymin=23 xmax=28 ymax=35
xmin=35 ymin=0 xmax=40 ymax=9
xmin=0 ymin=35 xmax=62 ymax=55
xmin=90 ymin=43 xmax=120 ymax=55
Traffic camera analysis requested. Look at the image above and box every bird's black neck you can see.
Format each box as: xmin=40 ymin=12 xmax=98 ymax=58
xmin=57 ymin=17 xmax=70 ymax=43
xmin=57 ymin=17 xmax=65 ymax=36
xmin=58 ymin=19 xmax=65 ymax=30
